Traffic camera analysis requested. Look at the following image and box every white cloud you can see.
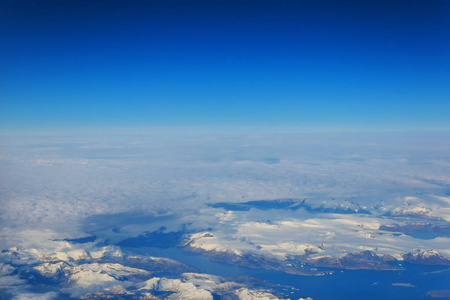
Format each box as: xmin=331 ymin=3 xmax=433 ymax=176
xmin=0 ymin=129 xmax=449 ymax=298
xmin=13 ymin=292 xmax=59 ymax=300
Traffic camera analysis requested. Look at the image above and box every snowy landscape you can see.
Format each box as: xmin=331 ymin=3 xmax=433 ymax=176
xmin=1 ymin=129 xmax=449 ymax=299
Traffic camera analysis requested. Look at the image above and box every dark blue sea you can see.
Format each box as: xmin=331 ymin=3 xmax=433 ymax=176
xmin=125 ymin=246 xmax=450 ymax=300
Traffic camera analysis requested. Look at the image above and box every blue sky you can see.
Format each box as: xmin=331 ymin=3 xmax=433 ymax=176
xmin=1 ymin=0 xmax=449 ymax=130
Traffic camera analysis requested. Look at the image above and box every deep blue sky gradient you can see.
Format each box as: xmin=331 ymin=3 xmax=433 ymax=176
xmin=1 ymin=0 xmax=449 ymax=129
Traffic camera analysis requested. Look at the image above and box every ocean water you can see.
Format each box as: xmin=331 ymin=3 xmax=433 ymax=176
xmin=125 ymin=246 xmax=450 ymax=300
